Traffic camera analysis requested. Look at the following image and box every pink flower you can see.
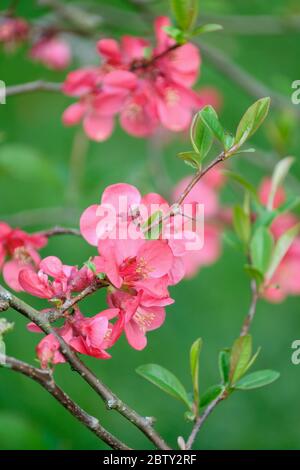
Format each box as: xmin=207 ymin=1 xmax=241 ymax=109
xmin=0 ymin=222 xmax=47 ymax=291
xmin=36 ymin=324 xmax=72 ymax=369
xmin=63 ymin=69 xmax=137 ymax=141
xmin=30 ymin=36 xmax=71 ymax=70
xmin=108 ymin=291 xmax=166 ymax=350
xmin=70 ymin=308 xmax=123 ymax=359
xmin=62 ymin=16 xmax=201 ymax=140
xmin=19 ymin=256 xmax=94 ymax=301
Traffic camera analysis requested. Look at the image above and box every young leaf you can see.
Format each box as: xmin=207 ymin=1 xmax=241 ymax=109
xmin=190 ymin=338 xmax=202 ymax=409
xmin=171 ymin=0 xmax=198 ymax=31
xmin=266 ymin=223 xmax=300 ymax=281
xmin=250 ymin=226 xmax=274 ymax=274
xmin=229 ymin=335 xmax=252 ymax=385
xmin=244 ymin=265 xmax=264 ymax=286
xmin=177 ymin=151 xmax=201 ymax=169
xmin=191 ymin=23 xmax=223 ymax=36
xmin=235 ymin=97 xmax=271 ymax=147
xmin=142 ymin=210 xmax=163 ymax=240
xmin=199 ymin=106 xmax=225 ymax=143
xmin=267 ymin=157 xmax=294 ymax=210
xmin=233 ymin=205 xmax=251 ymax=245
xmin=136 ymin=364 xmax=191 ymax=408
xmin=163 ymin=25 xmax=186 ymax=44
xmin=223 ymin=133 xmax=235 ymax=151
xmin=234 ymin=370 xmax=280 ymax=390
xmin=190 ymin=112 xmax=213 ymax=159
xmin=200 ymin=384 xmax=224 ymax=408
xmin=219 ymin=349 xmax=230 ymax=384
xmin=243 ymin=347 xmax=261 ymax=375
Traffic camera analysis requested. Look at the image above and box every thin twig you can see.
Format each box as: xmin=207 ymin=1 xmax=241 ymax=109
xmin=1 ymin=355 xmax=130 ymax=450
xmin=38 ymin=226 xmax=81 ymax=237
xmin=6 ymin=81 xmax=62 ymax=97
xmin=176 ymin=151 xmax=226 ymax=206
xmin=185 ymin=390 xmax=226 ymax=450
xmin=240 ymin=280 xmax=259 ymax=337
xmin=0 ymin=284 xmax=170 ymax=450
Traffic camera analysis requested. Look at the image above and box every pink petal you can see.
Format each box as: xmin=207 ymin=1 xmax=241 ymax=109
xmin=101 ymin=183 xmax=141 ymax=209
xmin=97 ymin=38 xmax=121 ymax=63
xmin=62 ymin=102 xmax=85 ymax=126
xmin=137 ymin=240 xmax=173 ymax=278
xmin=80 ymin=204 xmax=101 ymax=246
xmin=40 ymin=256 xmax=63 ymax=278
xmin=18 ymin=269 xmax=53 ymax=298
xmin=121 ymin=36 xmax=151 ymax=62
xmin=102 ymin=70 xmax=137 ymax=90
xmin=3 ymin=260 xmax=31 ymax=291
xmin=125 ymin=320 xmax=147 ymax=350
xmin=83 ymin=112 xmax=114 ymax=141
xmin=93 ymin=92 xmax=127 ymax=116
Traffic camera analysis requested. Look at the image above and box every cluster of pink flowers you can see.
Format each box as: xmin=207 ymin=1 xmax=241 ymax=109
xmin=62 ymin=16 xmax=201 ymax=141
xmin=7 ymin=177 xmax=223 ymax=367
xmin=258 ymin=178 xmax=300 ymax=303
xmin=0 ymin=222 xmax=47 ymax=291
xmin=0 ymin=15 xmax=71 ymax=69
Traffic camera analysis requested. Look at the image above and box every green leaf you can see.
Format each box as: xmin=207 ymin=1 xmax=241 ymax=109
xmin=276 ymin=196 xmax=300 ymax=215
xmin=199 ymin=106 xmax=225 ymax=143
xmin=190 ymin=111 xmax=213 ymax=159
xmin=243 ymin=347 xmax=261 ymax=375
xmin=235 ymin=97 xmax=271 ymax=147
xmin=250 ymin=226 xmax=274 ymax=274
xmin=163 ymin=25 xmax=186 ymax=44
xmin=190 ymin=338 xmax=202 ymax=408
xmin=244 ymin=265 xmax=264 ymax=286
xmin=229 ymin=335 xmax=252 ymax=385
xmin=219 ymin=349 xmax=230 ymax=384
xmin=191 ymin=23 xmax=223 ymax=36
xmin=177 ymin=151 xmax=201 ymax=170
xmin=267 ymin=157 xmax=294 ymax=210
xmin=234 ymin=370 xmax=280 ymax=390
xmin=233 ymin=205 xmax=251 ymax=245
xmin=142 ymin=210 xmax=163 ymax=240
xmin=171 ymin=0 xmax=198 ymax=31
xmin=223 ymin=132 xmax=235 ymax=151
xmin=200 ymin=384 xmax=224 ymax=408
xmin=266 ymin=222 xmax=300 ymax=281
xmin=223 ymin=170 xmax=258 ymax=200
xmin=136 ymin=364 xmax=191 ymax=408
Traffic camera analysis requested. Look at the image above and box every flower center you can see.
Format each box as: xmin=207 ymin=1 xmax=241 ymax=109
xmin=133 ymin=309 xmax=155 ymax=332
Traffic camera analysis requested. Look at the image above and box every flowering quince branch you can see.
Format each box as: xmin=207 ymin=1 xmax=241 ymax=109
xmin=240 ymin=280 xmax=259 ymax=337
xmin=37 ymin=226 xmax=81 ymax=238
xmin=0 ymin=284 xmax=170 ymax=450
xmin=0 ymin=355 xmax=130 ymax=450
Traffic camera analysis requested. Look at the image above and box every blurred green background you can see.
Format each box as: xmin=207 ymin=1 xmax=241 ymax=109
xmin=0 ymin=0 xmax=300 ymax=450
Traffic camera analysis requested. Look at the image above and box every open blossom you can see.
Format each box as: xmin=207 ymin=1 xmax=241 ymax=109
xmin=30 ymin=36 xmax=71 ymax=70
xmin=19 ymin=256 xmax=94 ymax=302
xmin=258 ymin=178 xmax=300 ymax=303
xmin=62 ymin=16 xmax=201 ymax=141
xmin=0 ymin=222 xmax=47 ymax=291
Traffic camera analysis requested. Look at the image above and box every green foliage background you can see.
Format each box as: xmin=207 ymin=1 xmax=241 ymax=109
xmin=0 ymin=0 xmax=300 ymax=449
